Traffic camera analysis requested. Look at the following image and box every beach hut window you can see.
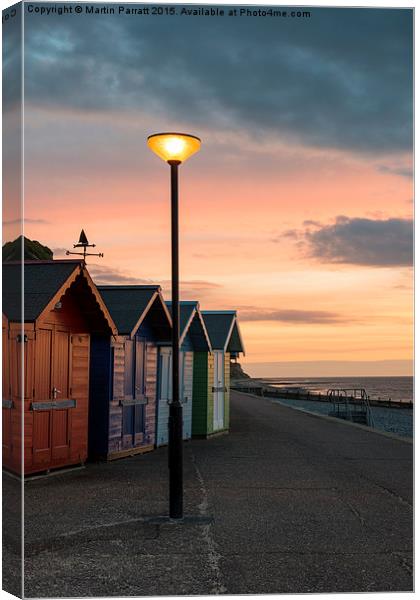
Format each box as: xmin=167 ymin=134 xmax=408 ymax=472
xmin=123 ymin=339 xmax=147 ymax=402
xmin=134 ymin=340 xmax=146 ymax=401
xmin=122 ymin=339 xmax=147 ymax=438
xmin=124 ymin=340 xmax=135 ymax=398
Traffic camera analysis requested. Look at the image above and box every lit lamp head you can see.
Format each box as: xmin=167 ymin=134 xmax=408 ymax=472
xmin=147 ymin=132 xmax=201 ymax=164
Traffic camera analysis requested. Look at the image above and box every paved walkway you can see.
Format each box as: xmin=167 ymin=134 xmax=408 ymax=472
xmin=3 ymin=391 xmax=413 ymax=596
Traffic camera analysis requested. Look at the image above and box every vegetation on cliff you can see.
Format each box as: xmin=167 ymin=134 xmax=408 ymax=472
xmin=3 ymin=236 xmax=53 ymax=261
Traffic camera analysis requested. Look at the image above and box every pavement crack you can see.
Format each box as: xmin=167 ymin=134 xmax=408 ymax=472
xmin=392 ymin=552 xmax=413 ymax=576
xmin=374 ymin=484 xmax=413 ymax=509
xmin=336 ymin=494 xmax=381 ymax=536
xmin=342 ymin=500 xmax=368 ymax=529
xmin=190 ymin=449 xmax=227 ymax=595
xmin=24 ymin=520 xmax=159 ymax=557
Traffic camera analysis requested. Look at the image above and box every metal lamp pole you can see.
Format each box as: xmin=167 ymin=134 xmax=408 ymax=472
xmin=169 ymin=159 xmax=183 ymax=519
xmin=147 ymin=132 xmax=201 ymax=520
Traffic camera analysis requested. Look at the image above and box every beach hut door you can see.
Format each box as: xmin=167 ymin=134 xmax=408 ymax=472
xmin=33 ymin=329 xmax=72 ymax=466
xmin=122 ymin=339 xmax=146 ymax=445
xmin=213 ymin=350 xmax=225 ymax=431
xmin=157 ymin=347 xmax=172 ymax=446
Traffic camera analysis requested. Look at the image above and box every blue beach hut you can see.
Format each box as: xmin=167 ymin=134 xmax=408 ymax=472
xmin=155 ymin=301 xmax=211 ymax=447
xmin=89 ymin=285 xmax=172 ymax=460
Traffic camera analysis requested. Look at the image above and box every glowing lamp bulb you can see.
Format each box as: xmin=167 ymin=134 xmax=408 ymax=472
xmin=147 ymin=132 xmax=201 ymax=163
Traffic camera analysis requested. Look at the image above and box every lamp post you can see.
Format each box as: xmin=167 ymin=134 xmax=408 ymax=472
xmin=147 ymin=132 xmax=201 ymax=519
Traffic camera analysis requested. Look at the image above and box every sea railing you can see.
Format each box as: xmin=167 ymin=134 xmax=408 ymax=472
xmin=327 ymin=388 xmax=375 ymax=427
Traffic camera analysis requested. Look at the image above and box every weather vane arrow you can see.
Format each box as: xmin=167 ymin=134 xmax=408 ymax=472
xmin=66 ymin=229 xmax=104 ymax=263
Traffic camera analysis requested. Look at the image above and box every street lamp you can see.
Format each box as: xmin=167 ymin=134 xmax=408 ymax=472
xmin=147 ymin=132 xmax=201 ymax=519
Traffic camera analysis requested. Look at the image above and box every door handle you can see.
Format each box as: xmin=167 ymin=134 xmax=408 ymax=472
xmin=52 ymin=387 xmax=61 ymax=399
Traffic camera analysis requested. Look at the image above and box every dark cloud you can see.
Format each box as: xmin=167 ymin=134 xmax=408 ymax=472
xmin=239 ymin=308 xmax=347 ymax=324
xmin=305 ymin=216 xmax=413 ymax=266
xmin=272 ymin=229 xmax=299 ymax=242
xmin=22 ymin=6 xmax=413 ymax=153
xmin=3 ymin=5 xmax=22 ymax=111
xmin=378 ymin=164 xmax=413 ymax=178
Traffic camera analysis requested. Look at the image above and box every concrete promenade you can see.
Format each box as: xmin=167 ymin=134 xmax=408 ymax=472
xmin=4 ymin=390 xmax=413 ymax=596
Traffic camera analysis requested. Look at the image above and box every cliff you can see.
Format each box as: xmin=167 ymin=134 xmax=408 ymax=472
xmin=230 ymin=361 xmax=251 ymax=381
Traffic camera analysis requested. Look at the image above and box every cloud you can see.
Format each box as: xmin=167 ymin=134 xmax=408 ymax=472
xmin=22 ymin=8 xmax=413 ymax=153
xmin=378 ymin=164 xmax=413 ymax=178
xmin=3 ymin=218 xmax=50 ymax=226
xmin=302 ymin=220 xmax=322 ymax=227
xmin=164 ymin=280 xmax=223 ymax=300
xmin=87 ymin=264 xmax=223 ymax=294
xmin=305 ymin=216 xmax=413 ymax=266
xmin=88 ymin=264 xmax=154 ymax=286
xmin=3 ymin=7 xmax=22 ymax=112
xmin=52 ymin=247 xmax=69 ymax=256
xmin=239 ymin=308 xmax=347 ymax=324
xmin=272 ymin=229 xmax=299 ymax=241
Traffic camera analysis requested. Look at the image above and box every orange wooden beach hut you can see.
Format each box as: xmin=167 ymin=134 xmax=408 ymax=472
xmin=2 ymin=260 xmax=117 ymax=475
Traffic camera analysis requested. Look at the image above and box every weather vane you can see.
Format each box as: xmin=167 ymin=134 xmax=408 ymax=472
xmin=66 ymin=229 xmax=104 ymax=263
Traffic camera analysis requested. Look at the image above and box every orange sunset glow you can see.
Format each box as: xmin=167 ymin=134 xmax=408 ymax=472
xmin=5 ymin=7 xmax=413 ymax=376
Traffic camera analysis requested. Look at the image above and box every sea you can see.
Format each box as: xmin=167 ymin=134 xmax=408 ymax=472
xmin=258 ymin=376 xmax=413 ymax=438
xmin=260 ymin=376 xmax=413 ymax=404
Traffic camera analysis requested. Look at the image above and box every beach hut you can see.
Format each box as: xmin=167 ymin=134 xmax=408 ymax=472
xmin=2 ymin=312 xmax=13 ymax=467
xmin=194 ymin=311 xmax=245 ymax=437
xmin=155 ymin=301 xmax=212 ymax=447
xmin=2 ymin=260 xmax=117 ymax=475
xmin=89 ymin=285 xmax=172 ymax=460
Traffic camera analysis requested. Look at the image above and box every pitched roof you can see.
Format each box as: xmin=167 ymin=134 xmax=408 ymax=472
xmin=165 ymin=301 xmax=196 ymax=337
xmin=2 ymin=260 xmax=81 ymax=321
xmin=98 ymin=285 xmax=171 ymax=337
xmin=201 ymin=311 xmax=245 ymax=354
xmin=166 ymin=301 xmax=212 ymax=351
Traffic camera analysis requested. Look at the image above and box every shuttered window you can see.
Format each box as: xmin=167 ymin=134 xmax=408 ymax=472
xmin=134 ymin=404 xmax=144 ymax=433
xmin=124 ymin=340 xmax=134 ymax=398
xmin=134 ymin=340 xmax=145 ymax=400
xmin=124 ymin=338 xmax=146 ymax=402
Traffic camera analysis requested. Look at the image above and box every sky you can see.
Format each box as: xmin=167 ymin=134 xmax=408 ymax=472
xmin=3 ymin=3 xmax=413 ymax=376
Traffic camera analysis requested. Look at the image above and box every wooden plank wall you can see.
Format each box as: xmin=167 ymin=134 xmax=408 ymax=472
xmin=144 ymin=341 xmax=157 ymax=447
xmin=108 ymin=335 xmax=124 ymax=454
xmin=224 ymin=353 xmax=231 ymax=430
xmin=68 ymin=333 xmax=90 ymax=465
xmin=181 ymin=350 xmax=193 ymax=439
xmin=2 ymin=319 xmax=12 ymax=467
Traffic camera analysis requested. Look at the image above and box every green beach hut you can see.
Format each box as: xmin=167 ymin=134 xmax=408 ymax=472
xmin=193 ymin=310 xmax=245 ymax=437
xmin=156 ymin=301 xmax=212 ymax=447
